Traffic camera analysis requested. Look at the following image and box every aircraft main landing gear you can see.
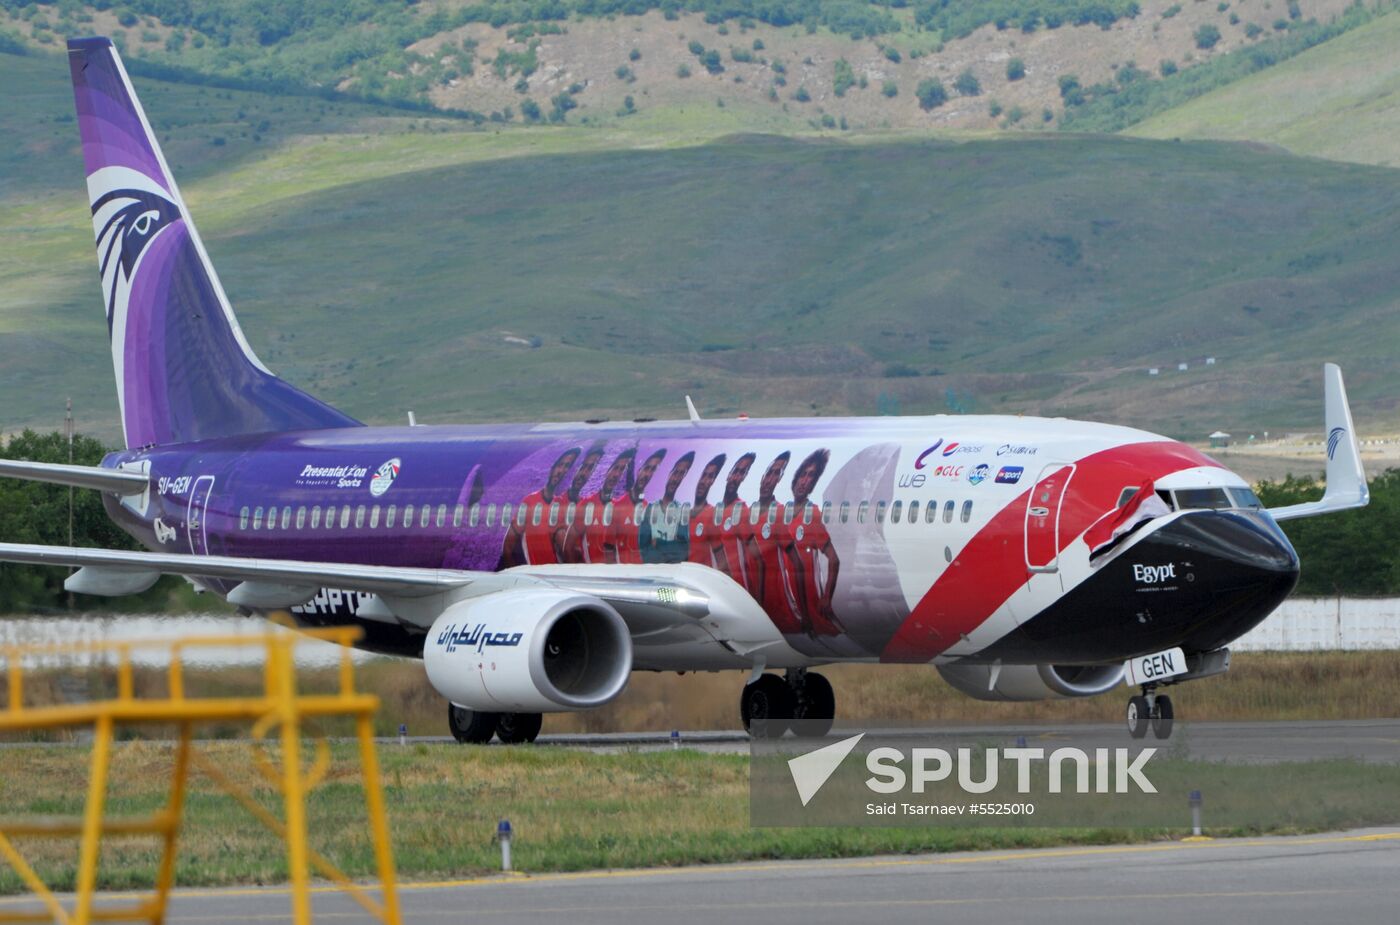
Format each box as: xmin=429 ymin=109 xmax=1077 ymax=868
xmin=1126 ymin=687 xmax=1174 ymax=740
xmin=448 ymin=705 xmax=543 ymax=744
xmin=741 ymin=670 xmax=836 ymax=739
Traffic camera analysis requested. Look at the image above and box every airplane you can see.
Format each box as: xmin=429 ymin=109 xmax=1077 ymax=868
xmin=0 ymin=37 xmax=1370 ymax=744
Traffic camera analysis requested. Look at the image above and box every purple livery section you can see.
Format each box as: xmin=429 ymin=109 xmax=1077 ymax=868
xmin=68 ymin=37 xmax=359 ymax=450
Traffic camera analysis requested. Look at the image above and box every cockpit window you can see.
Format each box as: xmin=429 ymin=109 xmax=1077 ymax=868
xmin=1228 ymin=487 xmax=1264 ymax=510
xmin=1173 ymin=487 xmax=1231 ymax=510
xmin=1117 ymin=487 xmax=1138 ymax=508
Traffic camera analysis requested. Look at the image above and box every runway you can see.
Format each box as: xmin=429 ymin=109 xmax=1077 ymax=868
xmin=7 ymin=827 xmax=1397 ymax=924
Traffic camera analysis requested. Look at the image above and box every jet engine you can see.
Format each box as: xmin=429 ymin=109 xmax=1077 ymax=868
xmin=937 ymin=662 xmax=1124 ymax=702
xmin=423 ymin=589 xmax=632 ymax=712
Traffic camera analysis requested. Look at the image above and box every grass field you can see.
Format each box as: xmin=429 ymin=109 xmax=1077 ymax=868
xmin=0 ymin=738 xmax=1396 ymax=894
xmin=6 ymin=651 xmax=1398 ymax=740
xmin=5 ymin=37 xmax=1400 ymax=442
xmin=1129 ymin=10 xmax=1400 ymax=168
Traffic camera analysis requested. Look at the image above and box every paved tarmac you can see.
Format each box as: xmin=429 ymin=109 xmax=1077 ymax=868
xmin=5 ymin=827 xmax=1397 ymax=924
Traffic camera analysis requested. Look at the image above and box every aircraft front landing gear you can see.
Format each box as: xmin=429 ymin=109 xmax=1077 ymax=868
xmin=1126 ymin=687 xmax=1174 ymax=740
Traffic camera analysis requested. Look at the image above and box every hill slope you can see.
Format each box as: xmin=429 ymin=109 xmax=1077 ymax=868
xmin=4 ymin=36 xmax=1400 ymax=445
xmin=1128 ymin=9 xmax=1400 ymax=167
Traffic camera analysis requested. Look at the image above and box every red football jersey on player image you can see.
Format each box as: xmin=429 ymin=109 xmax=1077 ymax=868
xmin=518 ymin=490 xmax=557 ymax=564
xmin=716 ymin=500 xmax=752 ymax=586
xmin=608 ymin=495 xmax=643 ymax=564
xmin=784 ymin=505 xmax=841 ymax=635
xmin=688 ymin=504 xmax=718 ymax=566
xmin=753 ymin=504 xmax=801 ymax=634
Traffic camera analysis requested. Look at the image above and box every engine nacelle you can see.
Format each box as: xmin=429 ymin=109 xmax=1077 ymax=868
xmin=937 ymin=662 xmax=1125 ymax=702
xmin=423 ymin=589 xmax=632 ymax=712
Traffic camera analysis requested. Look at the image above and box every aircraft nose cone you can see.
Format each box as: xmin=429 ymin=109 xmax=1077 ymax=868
xmin=1134 ymin=509 xmax=1299 ymax=653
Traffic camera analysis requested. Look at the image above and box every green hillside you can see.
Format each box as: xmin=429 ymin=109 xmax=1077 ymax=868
xmin=4 ymin=48 xmax=1400 ymax=445
xmin=1127 ymin=10 xmax=1400 ymax=167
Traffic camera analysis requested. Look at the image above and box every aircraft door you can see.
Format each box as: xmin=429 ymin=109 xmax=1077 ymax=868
xmin=187 ymin=476 xmax=215 ymax=556
xmin=1024 ymin=464 xmax=1075 ymax=573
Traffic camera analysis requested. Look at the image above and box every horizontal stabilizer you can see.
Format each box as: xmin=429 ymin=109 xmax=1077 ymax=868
xmin=0 ymin=459 xmax=148 ymax=495
xmin=1269 ymin=363 xmax=1369 ymax=521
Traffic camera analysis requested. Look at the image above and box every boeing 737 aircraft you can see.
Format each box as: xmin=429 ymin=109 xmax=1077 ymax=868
xmin=0 ymin=38 xmax=1371 ymax=743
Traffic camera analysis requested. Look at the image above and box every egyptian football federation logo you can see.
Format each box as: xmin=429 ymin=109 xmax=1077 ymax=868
xmin=370 ymin=458 xmax=401 ymax=497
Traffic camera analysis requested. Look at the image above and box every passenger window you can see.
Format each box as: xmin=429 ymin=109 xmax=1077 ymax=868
xmin=603 ymin=502 xmax=614 ymax=527
xmin=468 ymin=503 xmax=479 ymax=527
xmin=548 ymin=502 xmax=559 ymax=527
xmin=340 ymin=505 xmax=351 ymax=529
xmin=513 ymin=505 xmax=525 ymax=528
xmin=500 ymin=503 xmax=512 ymax=526
xmin=370 ymin=505 xmax=380 ymax=529
xmin=749 ymin=504 xmax=761 ymax=526
xmin=282 ymin=507 xmax=292 ymax=529
xmin=876 ymin=500 xmax=887 ymax=523
xmin=840 ymin=501 xmax=850 ymax=524
xmin=584 ymin=503 xmax=595 ymax=526
xmin=926 ymin=501 xmax=937 ymax=524
xmin=890 ymin=500 xmax=903 ymax=524
xmin=310 ymin=506 xmax=321 ymax=529
xmin=486 ymin=503 xmax=496 ymax=527
xmin=531 ymin=503 xmax=542 ymax=527
xmin=295 ymin=506 xmax=306 ymax=530
xmin=907 ymin=500 xmax=919 ymax=523
xmin=961 ymin=500 xmax=973 ymax=523
xmin=386 ymin=504 xmax=397 ymax=529
xmin=713 ymin=506 xmax=723 ymax=526
xmin=430 ymin=505 xmax=441 ymax=528
xmin=253 ymin=506 xmax=263 ymax=530
xmin=635 ymin=502 xmax=647 ymax=526
xmin=784 ymin=502 xmax=795 ymax=525
xmin=821 ymin=501 xmax=832 ymax=524
xmin=943 ymin=500 xmax=955 ymax=523
xmin=679 ymin=503 xmax=691 ymax=525
xmin=240 ymin=507 xmax=249 ymax=530
xmin=857 ymin=501 xmax=869 ymax=524
xmin=803 ymin=503 xmax=814 ymax=525
xmin=403 ymin=504 xmax=415 ymax=528
xmin=354 ymin=505 xmax=366 ymax=529
xmin=453 ymin=504 xmax=464 ymax=527
xmin=436 ymin=504 xmax=447 ymax=528
xmin=566 ymin=502 xmax=576 ymax=526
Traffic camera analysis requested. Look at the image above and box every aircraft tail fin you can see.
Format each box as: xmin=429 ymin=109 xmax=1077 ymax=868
xmin=67 ymin=37 xmax=359 ymax=449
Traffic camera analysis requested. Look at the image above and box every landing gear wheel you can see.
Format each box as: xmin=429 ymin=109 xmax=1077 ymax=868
xmin=790 ymin=672 xmax=836 ymax=739
xmin=448 ymin=704 xmax=498 ymax=744
xmin=1126 ymin=695 xmax=1149 ymax=739
xmin=496 ymin=712 xmax=543 ymax=744
xmin=741 ymin=674 xmax=794 ymax=738
xmin=1151 ymin=695 xmax=1174 ymax=740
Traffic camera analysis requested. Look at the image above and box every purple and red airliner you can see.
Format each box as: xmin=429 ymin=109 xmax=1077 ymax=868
xmin=0 ymin=39 xmax=1369 ymax=743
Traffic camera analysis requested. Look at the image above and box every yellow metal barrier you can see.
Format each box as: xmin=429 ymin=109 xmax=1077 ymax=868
xmin=0 ymin=626 xmax=401 ymax=925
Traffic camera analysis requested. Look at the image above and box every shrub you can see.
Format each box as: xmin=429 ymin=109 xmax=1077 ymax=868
xmin=988 ymin=99 xmax=1002 ymax=117
xmin=820 ymin=113 xmax=836 ymax=128
xmin=915 ymin=77 xmax=947 ymax=110
xmin=883 ymin=46 xmax=901 ymax=63
xmin=1195 ymin=24 xmax=1222 ymax=49
xmin=1162 ymin=4 xmax=1181 ymax=18
xmin=676 ymin=63 xmax=691 ymax=78
xmin=615 ymin=65 xmax=631 ymax=80
xmin=1007 ymin=105 xmax=1024 ymax=123
xmin=954 ymin=69 xmax=980 ymax=96
xmin=1042 ymin=107 xmax=1053 ymax=122
xmin=833 ymin=58 xmax=854 ymax=96
xmin=753 ymin=38 xmax=765 ymax=50
xmin=118 ymin=11 xmax=138 ymax=27
xmin=1006 ymin=57 xmax=1025 ymax=81
xmin=794 ymin=85 xmax=811 ymax=102
xmin=1245 ymin=22 xmax=1263 ymax=38
xmin=688 ymin=39 xmax=705 ymax=56
xmin=702 ymin=50 xmax=724 ymax=74
xmin=731 ymin=47 xmax=754 ymax=63
xmin=1159 ymin=59 xmax=1178 ymax=76
xmin=520 ymin=98 xmax=542 ymax=121
xmin=629 ymin=48 xmax=641 ymax=61
xmin=882 ymin=80 xmax=898 ymax=98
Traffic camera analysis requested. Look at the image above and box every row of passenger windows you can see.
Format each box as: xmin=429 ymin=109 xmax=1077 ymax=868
xmin=236 ymin=498 xmax=978 ymax=532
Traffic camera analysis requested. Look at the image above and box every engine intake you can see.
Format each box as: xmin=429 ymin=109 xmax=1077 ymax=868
xmin=936 ymin=662 xmax=1124 ymax=702
xmin=424 ymin=589 xmax=632 ymax=712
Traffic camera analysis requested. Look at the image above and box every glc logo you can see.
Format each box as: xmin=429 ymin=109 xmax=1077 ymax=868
xmin=1133 ymin=563 xmax=1176 ymax=584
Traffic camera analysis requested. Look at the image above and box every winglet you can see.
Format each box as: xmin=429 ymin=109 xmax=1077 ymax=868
xmin=685 ymin=395 xmax=701 ymax=424
xmin=1269 ymin=363 xmax=1369 ymax=521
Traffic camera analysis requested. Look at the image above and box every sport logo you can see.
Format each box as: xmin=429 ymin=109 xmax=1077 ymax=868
xmin=967 ymin=464 xmax=990 ymax=486
xmin=913 ymin=440 xmax=944 ymax=469
xmin=1133 ymin=563 xmax=1177 ymax=584
xmin=370 ymin=458 xmax=401 ymax=497
xmin=995 ymin=466 xmax=1024 ymax=484
xmin=1327 ymin=426 xmax=1345 ymax=461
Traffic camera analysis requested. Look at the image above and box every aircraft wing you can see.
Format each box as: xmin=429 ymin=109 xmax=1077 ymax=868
xmin=1268 ymin=363 xmax=1370 ymax=522
xmin=0 ymin=459 xmax=147 ymax=494
xmin=0 ymin=542 xmax=475 ymax=600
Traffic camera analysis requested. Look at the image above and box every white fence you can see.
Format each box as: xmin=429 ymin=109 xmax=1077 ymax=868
xmin=1232 ymin=598 xmax=1400 ymax=651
